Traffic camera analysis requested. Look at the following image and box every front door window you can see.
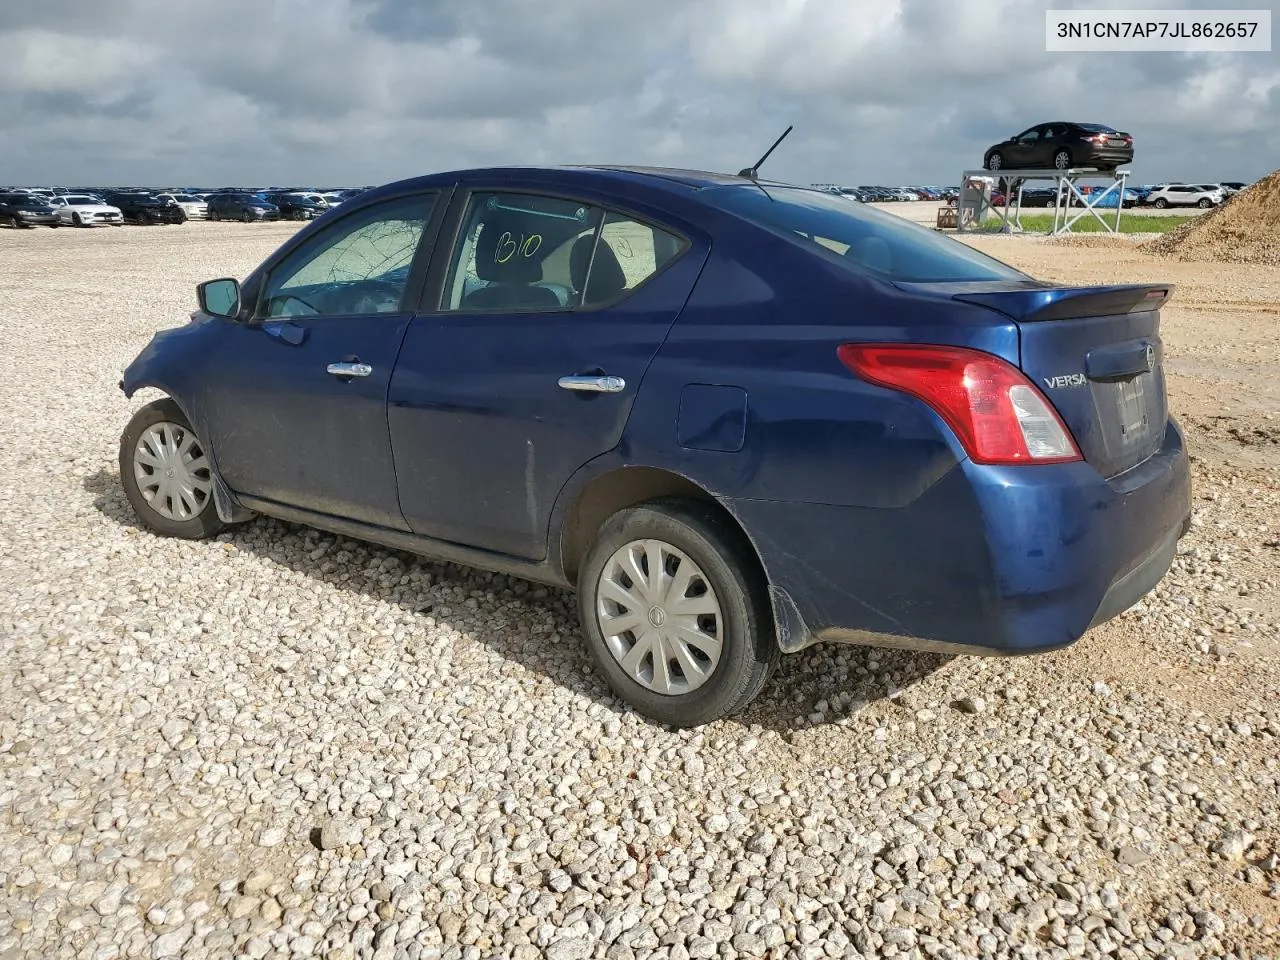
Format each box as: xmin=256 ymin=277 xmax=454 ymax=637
xmin=260 ymin=195 xmax=436 ymax=318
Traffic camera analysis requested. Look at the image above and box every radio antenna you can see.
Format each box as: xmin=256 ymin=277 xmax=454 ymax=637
xmin=738 ymin=125 xmax=793 ymax=180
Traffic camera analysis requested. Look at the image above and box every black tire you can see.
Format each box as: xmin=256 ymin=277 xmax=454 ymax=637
xmin=241 ymin=210 xmax=252 ymax=223
xmin=119 ymin=398 xmax=227 ymax=540
xmin=985 ymin=152 xmax=1003 ymax=171
xmin=48 ymin=221 xmax=59 ymax=228
xmin=74 ymin=212 xmax=85 ymax=227
xmin=1153 ymin=198 xmax=1168 ymax=209
xmin=577 ymin=499 xmax=779 ymax=727
xmin=1053 ymin=149 xmax=1072 ymax=170
xmin=210 ymin=209 xmax=220 ymax=222
xmin=1197 ymin=198 xmax=1212 ymax=209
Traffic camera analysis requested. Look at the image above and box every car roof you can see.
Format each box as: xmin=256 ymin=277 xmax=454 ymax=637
xmin=374 ymin=165 xmax=790 ymax=198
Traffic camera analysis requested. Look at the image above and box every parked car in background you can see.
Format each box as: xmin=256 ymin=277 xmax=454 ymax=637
xmin=1219 ymin=181 xmax=1248 ymax=196
xmin=984 ymin=122 xmax=1134 ymax=172
xmin=106 ymin=192 xmax=187 ymax=225
xmin=266 ymin=192 xmax=329 ymax=221
xmin=156 ymin=193 xmax=209 ymax=220
xmin=0 ymin=192 xmax=61 ymax=228
xmin=1146 ymin=184 xmax=1223 ymax=209
xmin=48 ymin=194 xmax=124 ymax=226
xmin=117 ymin=165 xmax=1190 ymax=727
xmin=207 ymin=193 xmax=281 ymax=222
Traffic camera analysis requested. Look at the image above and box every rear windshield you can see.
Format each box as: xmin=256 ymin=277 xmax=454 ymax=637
xmin=1076 ymin=123 xmax=1118 ymax=133
xmin=702 ymin=185 xmax=1027 ymax=283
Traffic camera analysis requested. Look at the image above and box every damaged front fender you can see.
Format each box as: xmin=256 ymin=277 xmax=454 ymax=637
xmin=118 ymin=317 xmax=257 ymax=525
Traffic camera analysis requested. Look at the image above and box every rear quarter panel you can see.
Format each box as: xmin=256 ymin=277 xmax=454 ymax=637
xmin=617 ymin=224 xmax=1021 ymax=508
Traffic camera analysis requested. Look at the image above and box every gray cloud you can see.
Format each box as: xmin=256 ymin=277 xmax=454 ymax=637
xmin=0 ymin=0 xmax=1275 ymax=187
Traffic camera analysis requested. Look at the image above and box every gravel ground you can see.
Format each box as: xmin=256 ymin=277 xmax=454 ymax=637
xmin=1 ymin=222 xmax=1278 ymax=960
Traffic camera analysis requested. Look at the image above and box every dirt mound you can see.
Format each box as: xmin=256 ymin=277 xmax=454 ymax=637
xmin=1145 ymin=170 xmax=1280 ymax=265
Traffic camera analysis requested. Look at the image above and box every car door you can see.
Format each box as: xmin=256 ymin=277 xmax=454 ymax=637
xmin=1007 ymin=128 xmax=1040 ymax=166
xmin=199 ymin=190 xmax=446 ymax=529
xmin=388 ymin=186 xmax=709 ymax=559
xmin=1033 ymin=125 xmax=1060 ymax=166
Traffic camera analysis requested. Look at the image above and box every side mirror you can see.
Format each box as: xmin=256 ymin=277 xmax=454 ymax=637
xmin=197 ymin=277 xmax=242 ymax=319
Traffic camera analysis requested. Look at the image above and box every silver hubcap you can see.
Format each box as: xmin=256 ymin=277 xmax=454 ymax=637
xmin=596 ymin=539 xmax=723 ymax=696
xmin=133 ymin=421 xmax=212 ymax=521
xmin=989 ymin=155 xmax=1001 ymax=169
xmin=1055 ymin=154 xmax=1069 ymax=169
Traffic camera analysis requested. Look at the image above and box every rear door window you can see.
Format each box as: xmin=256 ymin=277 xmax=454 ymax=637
xmin=440 ymin=192 xmax=687 ymax=312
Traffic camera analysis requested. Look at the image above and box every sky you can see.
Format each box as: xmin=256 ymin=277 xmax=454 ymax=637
xmin=0 ymin=0 xmax=1276 ymax=189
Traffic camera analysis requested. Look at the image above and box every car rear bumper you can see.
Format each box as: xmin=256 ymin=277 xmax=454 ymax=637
xmin=729 ymin=417 xmax=1191 ymax=656
xmin=1078 ymin=145 xmax=1134 ymax=166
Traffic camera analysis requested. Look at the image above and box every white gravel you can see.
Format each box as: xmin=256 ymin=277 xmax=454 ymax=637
xmin=1 ymin=223 xmax=1278 ymax=960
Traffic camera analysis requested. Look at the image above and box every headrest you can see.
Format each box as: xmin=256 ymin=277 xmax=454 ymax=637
xmin=473 ymin=221 xmax=542 ymax=283
xmin=570 ymin=234 xmax=628 ymax=304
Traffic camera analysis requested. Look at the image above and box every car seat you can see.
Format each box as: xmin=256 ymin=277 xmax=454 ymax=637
xmin=461 ymin=221 xmax=563 ymax=311
xmin=569 ymin=234 xmax=628 ymax=305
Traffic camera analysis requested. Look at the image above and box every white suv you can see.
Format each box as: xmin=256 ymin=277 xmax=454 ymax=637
xmin=1147 ymin=184 xmax=1224 ymax=209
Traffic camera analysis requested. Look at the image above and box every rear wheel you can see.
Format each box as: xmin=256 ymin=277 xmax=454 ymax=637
xmin=1053 ymin=149 xmax=1072 ymax=170
xmin=577 ymin=499 xmax=779 ymax=727
xmin=986 ymin=152 xmax=1003 ymax=171
xmin=119 ymin=398 xmax=227 ymax=540
xmin=1153 ymin=198 xmax=1168 ymax=209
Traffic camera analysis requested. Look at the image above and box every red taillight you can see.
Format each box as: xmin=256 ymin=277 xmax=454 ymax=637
xmin=837 ymin=344 xmax=1082 ymax=465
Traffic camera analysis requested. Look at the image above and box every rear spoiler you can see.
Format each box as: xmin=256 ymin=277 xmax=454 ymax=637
xmin=948 ymin=284 xmax=1174 ymax=323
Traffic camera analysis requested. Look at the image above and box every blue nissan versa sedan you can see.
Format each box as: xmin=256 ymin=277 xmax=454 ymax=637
xmin=118 ymin=165 xmax=1192 ymax=727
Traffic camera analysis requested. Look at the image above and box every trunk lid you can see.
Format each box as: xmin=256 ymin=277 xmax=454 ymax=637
xmin=897 ymin=281 xmax=1172 ymax=478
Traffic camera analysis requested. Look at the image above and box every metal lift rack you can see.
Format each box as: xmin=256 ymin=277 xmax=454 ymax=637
xmin=955 ymin=168 xmax=1131 ymax=235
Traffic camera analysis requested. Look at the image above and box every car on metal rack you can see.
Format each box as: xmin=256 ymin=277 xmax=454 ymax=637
xmin=116 ymin=164 xmax=1191 ymax=727
xmin=984 ymin=122 xmax=1134 ymax=172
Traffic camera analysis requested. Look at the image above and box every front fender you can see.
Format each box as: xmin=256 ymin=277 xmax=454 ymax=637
xmin=119 ymin=317 xmax=255 ymax=524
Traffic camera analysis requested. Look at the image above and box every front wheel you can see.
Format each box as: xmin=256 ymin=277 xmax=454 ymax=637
xmin=119 ymin=398 xmax=227 ymax=540
xmin=986 ymin=152 xmax=1003 ymax=171
xmin=241 ymin=211 xmax=252 ymax=223
xmin=1153 ymin=198 xmax=1168 ymax=209
xmin=1197 ymin=198 xmax=1212 ymax=208
xmin=74 ymin=213 xmax=86 ymax=227
xmin=577 ymin=499 xmax=779 ymax=727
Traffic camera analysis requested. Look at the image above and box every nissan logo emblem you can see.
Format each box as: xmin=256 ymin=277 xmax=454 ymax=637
xmin=1145 ymin=344 xmax=1156 ymax=370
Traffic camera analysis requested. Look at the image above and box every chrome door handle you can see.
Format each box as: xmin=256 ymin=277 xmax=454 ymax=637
xmin=558 ymin=375 xmax=626 ymax=394
xmin=327 ymin=361 xmax=372 ymax=378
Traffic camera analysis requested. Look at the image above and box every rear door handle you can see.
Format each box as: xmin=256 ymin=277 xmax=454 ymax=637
xmin=327 ymin=361 xmax=372 ymax=378
xmin=558 ymin=375 xmax=626 ymax=394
